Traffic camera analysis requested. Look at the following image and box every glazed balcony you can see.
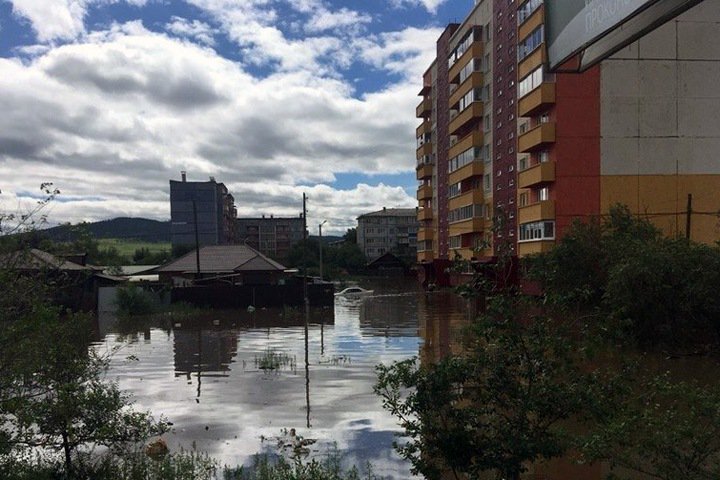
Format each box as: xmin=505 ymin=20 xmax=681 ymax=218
xmin=518 ymin=240 xmax=555 ymax=256
xmin=449 ymin=189 xmax=484 ymax=211
xmin=518 ymin=4 xmax=544 ymax=40
xmin=417 ymin=227 xmax=433 ymax=242
xmin=449 ymin=217 xmax=484 ymax=236
xmin=416 ymin=162 xmax=433 ymax=179
xmin=448 ymin=131 xmax=483 ymax=160
xmin=416 ymin=142 xmax=433 ymax=159
xmin=416 ymin=97 xmax=432 ymax=118
xmin=449 ymin=160 xmax=484 ymax=185
xmin=449 ymin=42 xmax=484 ymax=83
xmin=417 ymin=207 xmax=433 ymax=221
xmin=518 ymin=200 xmax=555 ymax=224
xmin=518 ymin=161 xmax=555 ymax=189
xmin=449 ymin=102 xmax=483 ymax=136
xmin=449 ymin=247 xmax=476 ymax=260
xmin=417 ymin=185 xmax=433 ymax=201
xmin=518 ymin=83 xmax=556 ymax=117
xmin=417 ymin=250 xmax=434 ymax=262
xmin=518 ymin=122 xmax=555 ymax=153
xmin=416 ymin=120 xmax=431 ymax=137
xmin=518 ymin=46 xmax=546 ymax=79
xmin=449 ymin=71 xmax=484 ymax=109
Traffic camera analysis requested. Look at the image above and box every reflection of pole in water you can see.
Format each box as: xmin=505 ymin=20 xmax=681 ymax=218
xmin=304 ymin=308 xmax=311 ymax=428
xmin=320 ymin=316 xmax=324 ymax=357
xmin=196 ymin=328 xmax=202 ymax=400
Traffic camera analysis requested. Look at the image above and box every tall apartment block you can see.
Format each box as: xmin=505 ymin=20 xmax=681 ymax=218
xmin=417 ymin=0 xmax=720 ymax=275
xmin=235 ymin=215 xmax=304 ymax=260
xmin=170 ymin=172 xmax=237 ymax=249
xmin=357 ymin=208 xmax=419 ymax=261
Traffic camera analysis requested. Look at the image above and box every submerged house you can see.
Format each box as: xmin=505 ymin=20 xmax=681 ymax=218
xmin=0 ymin=248 xmax=121 ymax=311
xmin=155 ymin=245 xmax=289 ymax=286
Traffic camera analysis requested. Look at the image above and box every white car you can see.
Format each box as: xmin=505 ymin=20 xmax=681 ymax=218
xmin=335 ymin=286 xmax=374 ymax=297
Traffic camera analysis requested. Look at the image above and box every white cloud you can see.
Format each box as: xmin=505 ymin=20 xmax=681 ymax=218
xmin=389 ymin=0 xmax=448 ymax=14
xmin=357 ymin=26 xmax=443 ymax=80
xmin=7 ymin=0 xmax=87 ymax=42
xmin=166 ymin=16 xmax=216 ymax=46
xmin=0 ymin=26 xmax=422 ymax=233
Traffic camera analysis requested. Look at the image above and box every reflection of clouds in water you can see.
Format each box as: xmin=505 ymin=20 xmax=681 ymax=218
xmin=95 ymin=286 xmax=462 ymax=477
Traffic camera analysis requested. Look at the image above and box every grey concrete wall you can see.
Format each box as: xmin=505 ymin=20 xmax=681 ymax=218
xmin=600 ymin=0 xmax=720 ymax=175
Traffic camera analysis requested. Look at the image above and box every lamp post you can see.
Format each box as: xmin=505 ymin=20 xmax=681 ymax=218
xmin=319 ymin=220 xmax=327 ymax=280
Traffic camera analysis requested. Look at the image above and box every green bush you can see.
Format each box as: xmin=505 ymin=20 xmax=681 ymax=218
xmin=116 ymin=285 xmax=159 ymax=316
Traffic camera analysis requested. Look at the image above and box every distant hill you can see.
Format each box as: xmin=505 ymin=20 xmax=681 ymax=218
xmin=44 ymin=217 xmax=170 ymax=243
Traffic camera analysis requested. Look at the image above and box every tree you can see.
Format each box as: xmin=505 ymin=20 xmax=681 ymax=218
xmin=375 ymin=292 xmax=612 ymax=480
xmin=343 ymin=228 xmax=357 ymax=244
xmin=0 ymin=186 xmax=166 ymax=477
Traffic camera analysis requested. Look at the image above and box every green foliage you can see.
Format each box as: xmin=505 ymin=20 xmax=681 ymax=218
xmin=223 ymin=453 xmax=380 ymax=480
xmin=580 ymin=376 xmax=720 ymax=480
xmin=375 ymin=293 xmax=616 ymax=480
xmin=116 ymin=284 xmax=160 ymax=316
xmin=527 ymin=204 xmax=720 ymax=346
xmin=285 ymin=239 xmax=366 ymax=278
xmin=342 ymin=228 xmax=357 ymax=244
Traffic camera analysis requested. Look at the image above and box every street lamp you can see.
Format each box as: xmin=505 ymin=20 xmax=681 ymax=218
xmin=319 ymin=220 xmax=327 ymax=280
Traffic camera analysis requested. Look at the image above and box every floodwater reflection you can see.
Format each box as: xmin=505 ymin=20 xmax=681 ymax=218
xmin=95 ymin=282 xmax=469 ymax=478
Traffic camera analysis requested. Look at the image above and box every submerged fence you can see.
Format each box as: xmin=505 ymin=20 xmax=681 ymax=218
xmin=171 ymin=283 xmax=334 ymax=308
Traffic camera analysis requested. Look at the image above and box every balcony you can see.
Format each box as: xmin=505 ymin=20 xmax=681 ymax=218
xmin=416 ymin=142 xmax=433 ymax=159
xmin=417 ymin=250 xmax=434 ymax=262
xmin=518 ymin=46 xmax=546 ymax=79
xmin=416 ymin=120 xmax=431 ymax=137
xmin=518 ymin=161 xmax=555 ymax=189
xmin=449 ymin=102 xmax=483 ymax=135
xmin=518 ymin=240 xmax=555 ymax=256
xmin=449 ymin=189 xmax=484 ymax=211
xmin=418 ymin=207 xmax=433 ymax=221
xmin=417 ymin=227 xmax=433 ymax=242
xmin=416 ymin=97 xmax=432 ymax=118
xmin=449 ymin=130 xmax=483 ymax=160
xmin=450 ymin=247 xmax=476 ymax=260
xmin=416 ymin=162 xmax=433 ymax=179
xmin=449 ymin=217 xmax=484 ymax=236
xmin=518 ymin=83 xmax=556 ymax=117
xmin=449 ymin=42 xmax=484 ymax=83
xmin=518 ymin=4 xmax=544 ymax=40
xmin=449 ymin=160 xmax=484 ymax=185
xmin=417 ymin=185 xmax=433 ymax=201
xmin=518 ymin=122 xmax=555 ymax=153
xmin=449 ymin=71 xmax=484 ymax=109
xmin=518 ymin=200 xmax=555 ymax=224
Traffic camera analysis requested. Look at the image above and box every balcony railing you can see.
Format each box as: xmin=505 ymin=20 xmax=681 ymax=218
xmin=518 ymin=161 xmax=555 ymax=189
xmin=518 ymin=122 xmax=555 ymax=153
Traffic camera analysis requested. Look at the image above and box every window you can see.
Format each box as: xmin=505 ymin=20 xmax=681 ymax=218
xmin=519 ymin=221 xmax=555 ymax=241
xmin=448 ymin=29 xmax=476 ymax=68
xmin=518 ymin=0 xmax=543 ymax=25
xmin=518 ymin=66 xmax=545 ymax=98
xmin=519 ymin=192 xmax=529 ymax=206
xmin=538 ymin=186 xmax=549 ymax=201
xmin=518 ymin=25 xmax=543 ymax=62
xmin=448 ymin=182 xmax=462 ymax=198
xmin=483 ymin=174 xmax=491 ymax=191
xmin=539 ymin=150 xmax=550 ymax=163
xmin=449 ymin=236 xmax=462 ymax=249
xmin=449 ymin=146 xmax=483 ymax=173
xmin=449 ymin=204 xmax=484 ymax=223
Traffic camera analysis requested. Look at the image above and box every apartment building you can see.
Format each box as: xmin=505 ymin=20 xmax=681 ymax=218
xmin=357 ymin=208 xmax=419 ymax=261
xmin=235 ymin=215 xmax=305 ymax=260
xmin=417 ymin=0 xmax=720 ymax=271
xmin=170 ymin=172 xmax=236 ymax=249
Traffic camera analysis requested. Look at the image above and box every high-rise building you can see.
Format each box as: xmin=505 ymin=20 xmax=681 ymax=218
xmin=418 ymin=0 xmax=720 ymax=275
xmin=170 ymin=172 xmax=236 ymax=249
xmin=357 ymin=208 xmax=419 ymax=261
xmin=235 ymin=215 xmax=305 ymax=260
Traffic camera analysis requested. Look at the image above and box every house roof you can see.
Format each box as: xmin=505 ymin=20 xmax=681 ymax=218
xmin=357 ymin=208 xmax=417 ymax=219
xmin=0 ymin=248 xmax=93 ymax=271
xmin=155 ymin=245 xmax=287 ymax=274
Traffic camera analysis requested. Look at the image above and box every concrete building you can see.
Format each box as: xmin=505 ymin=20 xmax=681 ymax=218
xmin=417 ymin=0 xmax=720 ymax=271
xmin=235 ymin=215 xmax=305 ymax=260
xmin=357 ymin=208 xmax=419 ymax=261
xmin=170 ymin=172 xmax=236 ymax=249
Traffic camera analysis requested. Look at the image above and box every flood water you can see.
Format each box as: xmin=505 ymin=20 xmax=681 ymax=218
xmin=94 ymin=280 xmax=469 ymax=478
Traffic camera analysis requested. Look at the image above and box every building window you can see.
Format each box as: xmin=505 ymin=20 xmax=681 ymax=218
xmin=518 ymin=25 xmax=543 ymax=62
xmin=538 ymin=186 xmax=550 ymax=201
xmin=518 ymin=0 xmax=543 ymax=25
xmin=519 ymin=221 xmax=555 ymax=242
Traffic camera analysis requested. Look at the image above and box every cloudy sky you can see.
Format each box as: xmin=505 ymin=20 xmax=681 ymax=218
xmin=0 ymin=0 xmax=470 ymax=235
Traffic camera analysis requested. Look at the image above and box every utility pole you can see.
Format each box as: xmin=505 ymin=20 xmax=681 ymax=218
xmin=302 ymin=193 xmax=308 ymax=309
xmin=686 ymin=193 xmax=693 ymax=240
xmin=319 ymin=220 xmax=327 ymax=281
xmin=192 ymin=199 xmax=201 ymax=278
